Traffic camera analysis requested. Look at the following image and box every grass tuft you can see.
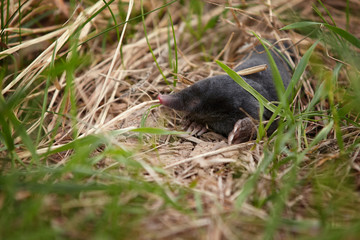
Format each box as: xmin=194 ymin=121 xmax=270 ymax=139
xmin=1 ymin=0 xmax=360 ymax=239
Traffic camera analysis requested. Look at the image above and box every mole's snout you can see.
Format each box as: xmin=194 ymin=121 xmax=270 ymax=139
xmin=158 ymin=94 xmax=174 ymax=106
xmin=157 ymin=94 xmax=165 ymax=104
xmin=157 ymin=94 xmax=184 ymax=111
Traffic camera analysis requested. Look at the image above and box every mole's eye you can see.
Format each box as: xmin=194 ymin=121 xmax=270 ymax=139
xmin=187 ymin=97 xmax=201 ymax=111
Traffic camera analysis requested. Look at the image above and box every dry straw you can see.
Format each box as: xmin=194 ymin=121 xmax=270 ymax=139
xmin=2 ymin=0 xmax=360 ymax=238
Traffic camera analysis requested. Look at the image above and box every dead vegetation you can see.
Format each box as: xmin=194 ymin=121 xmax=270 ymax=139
xmin=1 ymin=0 xmax=360 ymax=239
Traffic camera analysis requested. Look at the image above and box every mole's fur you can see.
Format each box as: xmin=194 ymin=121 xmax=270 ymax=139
xmin=158 ymin=43 xmax=293 ymax=138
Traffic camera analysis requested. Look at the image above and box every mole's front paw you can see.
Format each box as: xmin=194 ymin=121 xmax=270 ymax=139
xmin=228 ymin=117 xmax=257 ymax=144
xmin=186 ymin=122 xmax=208 ymax=136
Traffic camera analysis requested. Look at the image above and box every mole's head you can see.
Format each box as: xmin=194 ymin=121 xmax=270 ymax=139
xmin=157 ymin=84 xmax=202 ymax=112
xmin=158 ymin=75 xmax=241 ymax=122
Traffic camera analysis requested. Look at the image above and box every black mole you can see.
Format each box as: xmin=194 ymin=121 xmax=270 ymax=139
xmin=158 ymin=42 xmax=293 ymax=144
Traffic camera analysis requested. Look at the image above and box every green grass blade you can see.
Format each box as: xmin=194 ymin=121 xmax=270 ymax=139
xmin=36 ymin=41 xmax=58 ymax=146
xmin=40 ymin=127 xmax=183 ymax=158
xmin=309 ymin=120 xmax=334 ymax=149
xmin=0 ymin=87 xmax=39 ymax=163
xmin=216 ymin=60 xmax=277 ymax=113
xmin=139 ymin=104 xmax=160 ymax=141
xmin=140 ymin=105 xmax=160 ymax=128
xmin=131 ymin=127 xmax=184 ymax=135
xmin=252 ymin=33 xmax=296 ymax=125
xmin=78 ymin=0 xmax=178 ymax=48
xmin=0 ymin=0 xmax=29 ymax=39
xmin=252 ymin=32 xmax=285 ymax=96
xmin=257 ymin=102 xmax=266 ymax=141
xmin=281 ymin=21 xmax=360 ymax=49
xmin=0 ymin=110 xmax=14 ymax=153
xmin=101 ymin=0 xmax=120 ymax=41
xmin=312 ymin=4 xmax=330 ymax=25
xmin=40 ymin=134 xmax=106 ymax=158
xmin=316 ymin=0 xmax=336 ymax=26
xmin=284 ymin=40 xmax=319 ymax=101
xmin=141 ymin=0 xmax=169 ymax=85
xmin=329 ymin=64 xmax=345 ymax=152
xmin=167 ymin=23 xmax=173 ymax=70
xmin=306 ymin=81 xmax=325 ymax=113
xmin=324 ymin=23 xmax=360 ymax=49
xmin=280 ymin=21 xmax=321 ymax=30
xmin=73 ymin=0 xmax=115 ymax=37
xmin=346 ymin=0 xmax=350 ymax=31
xmin=251 ymin=34 xmax=297 ymax=128
xmin=235 ymin=150 xmax=274 ymax=208
xmin=264 ymin=104 xmax=283 ymax=132
xmin=168 ymin=11 xmax=178 ymax=86
xmin=6 ymin=108 xmax=39 ymax=163
xmin=66 ymin=40 xmax=80 ymax=139
xmin=264 ymin=157 xmax=299 ymax=240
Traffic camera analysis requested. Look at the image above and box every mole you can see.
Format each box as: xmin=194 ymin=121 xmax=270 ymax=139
xmin=158 ymin=42 xmax=293 ymax=144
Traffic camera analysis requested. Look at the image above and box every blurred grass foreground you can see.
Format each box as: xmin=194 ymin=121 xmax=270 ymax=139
xmin=1 ymin=0 xmax=360 ymax=239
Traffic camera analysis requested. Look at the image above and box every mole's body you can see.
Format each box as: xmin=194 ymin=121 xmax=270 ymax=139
xmin=158 ymin=43 xmax=293 ymax=143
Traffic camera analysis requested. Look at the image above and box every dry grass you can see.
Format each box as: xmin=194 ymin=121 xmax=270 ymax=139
xmin=1 ymin=0 xmax=360 ymax=239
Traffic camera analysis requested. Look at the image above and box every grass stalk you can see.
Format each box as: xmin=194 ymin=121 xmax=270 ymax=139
xmin=140 ymin=0 xmax=169 ymax=85
xmin=168 ymin=10 xmax=178 ymax=86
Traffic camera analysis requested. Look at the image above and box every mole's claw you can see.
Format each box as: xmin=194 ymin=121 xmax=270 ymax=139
xmin=228 ymin=117 xmax=257 ymax=144
xmin=186 ymin=122 xmax=208 ymax=136
xmin=228 ymin=133 xmax=235 ymax=144
xmin=197 ymin=126 xmax=208 ymax=136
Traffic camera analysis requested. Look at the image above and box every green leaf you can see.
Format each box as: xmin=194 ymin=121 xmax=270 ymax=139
xmin=280 ymin=21 xmax=321 ymax=30
xmin=324 ymin=24 xmax=360 ymax=49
